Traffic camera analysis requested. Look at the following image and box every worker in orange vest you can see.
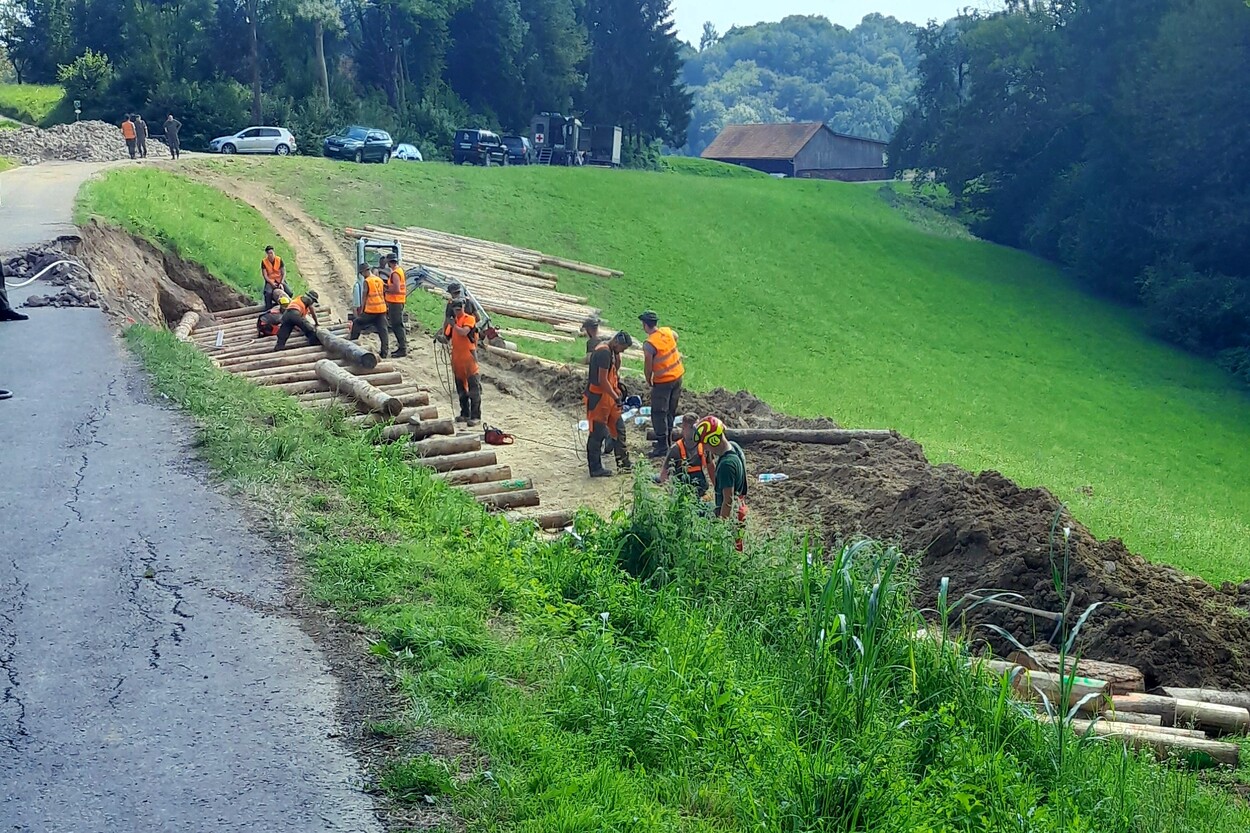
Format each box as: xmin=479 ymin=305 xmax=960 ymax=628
xmin=448 ymin=298 xmax=482 ymax=426
xmin=585 ymin=331 xmax=634 ymax=478
xmin=639 ymin=310 xmax=685 ymax=459
xmin=658 ymin=413 xmax=711 ymax=498
xmin=257 ymin=292 xmax=290 ymax=338
xmin=261 ymin=246 xmax=291 ymax=306
xmin=349 ymin=263 xmax=390 ymax=358
xmin=120 ymin=115 xmax=137 ymax=159
xmin=274 ymin=291 xmax=320 ymax=351
xmin=383 ymin=254 xmax=408 ymax=358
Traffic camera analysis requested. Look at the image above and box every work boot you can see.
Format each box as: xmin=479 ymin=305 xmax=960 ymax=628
xmin=392 ymin=349 xmax=407 ymax=358
xmin=0 ymin=309 xmax=29 ymax=321
xmin=617 ymin=460 xmax=633 ymax=473
xmin=455 ymin=414 xmax=469 ymax=424
xmin=467 ymin=419 xmax=480 ymax=427
xmin=646 ymin=447 xmax=666 ymax=459
xmin=589 ymin=468 xmax=613 ymax=478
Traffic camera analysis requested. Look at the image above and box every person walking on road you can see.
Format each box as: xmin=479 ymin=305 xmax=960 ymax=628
xmin=349 ymin=263 xmax=390 ymax=358
xmin=164 ymin=114 xmax=182 ymax=160
xmin=261 ymin=246 xmax=291 ymax=306
xmin=273 ymin=291 xmax=320 ymax=351
xmin=640 ymin=310 xmax=684 ymax=459
xmin=383 ymin=254 xmax=408 ymax=358
xmin=121 ymin=115 xmax=137 ymax=159
xmin=448 ymin=299 xmax=482 ymax=426
xmin=135 ymin=115 xmax=149 ymax=158
xmin=585 ymin=331 xmax=634 ymax=478
xmin=659 ymin=413 xmax=711 ymax=498
xmin=694 ymin=415 xmax=749 ymax=550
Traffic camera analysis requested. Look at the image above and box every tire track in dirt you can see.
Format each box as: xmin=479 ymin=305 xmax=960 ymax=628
xmin=187 ymin=165 xmax=631 ymax=518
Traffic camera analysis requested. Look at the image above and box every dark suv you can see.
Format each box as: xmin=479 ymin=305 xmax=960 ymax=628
xmin=323 ymin=126 xmax=394 ymax=163
xmin=502 ymin=135 xmax=533 ymax=165
xmin=453 ymin=129 xmax=508 ymax=166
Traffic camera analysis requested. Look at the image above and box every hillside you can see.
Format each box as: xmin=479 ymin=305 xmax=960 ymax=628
xmin=95 ymin=157 xmax=1250 ymax=586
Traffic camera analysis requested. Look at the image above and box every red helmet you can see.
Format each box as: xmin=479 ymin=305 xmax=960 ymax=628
xmin=694 ymin=415 xmax=726 ymax=447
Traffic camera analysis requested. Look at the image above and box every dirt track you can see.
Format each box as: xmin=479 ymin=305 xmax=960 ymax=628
xmin=189 ymin=169 xmax=635 ymax=518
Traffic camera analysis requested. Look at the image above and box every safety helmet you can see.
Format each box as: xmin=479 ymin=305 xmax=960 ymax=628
xmin=275 ymin=293 xmax=291 ymax=308
xmin=694 ymin=415 xmax=726 ymax=447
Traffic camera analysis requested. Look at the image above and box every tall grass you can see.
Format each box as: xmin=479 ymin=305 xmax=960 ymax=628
xmin=124 ymin=323 xmax=1250 ymax=833
xmin=0 ymin=83 xmax=68 ymax=125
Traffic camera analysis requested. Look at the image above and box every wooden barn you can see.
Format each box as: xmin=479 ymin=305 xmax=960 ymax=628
xmin=700 ymin=123 xmax=889 ymax=181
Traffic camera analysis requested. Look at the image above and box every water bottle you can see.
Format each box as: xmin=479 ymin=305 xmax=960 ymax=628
xmin=639 ymin=406 xmax=652 ymax=417
xmin=758 ymin=473 xmax=789 ymax=484
xmin=577 ymin=419 xmax=589 ymax=431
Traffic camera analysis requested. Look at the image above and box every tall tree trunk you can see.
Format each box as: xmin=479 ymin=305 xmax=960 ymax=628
xmin=314 ymin=19 xmax=330 ymax=105
xmin=249 ymin=0 xmax=262 ymax=124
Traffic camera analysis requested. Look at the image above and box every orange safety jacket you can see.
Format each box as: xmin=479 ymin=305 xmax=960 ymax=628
xmin=121 ymin=121 xmax=136 ymax=140
xmin=261 ymin=255 xmax=284 ymax=284
xmin=674 ymin=438 xmax=707 ymax=476
xmin=362 ymin=274 xmax=388 ymax=314
xmin=288 ymin=297 xmax=312 ymax=318
xmin=646 ymin=327 xmax=684 ymax=384
xmin=450 ymin=312 xmax=479 ymax=379
xmin=587 ymin=343 xmax=621 ymax=398
xmin=385 ymin=266 xmax=407 ymax=304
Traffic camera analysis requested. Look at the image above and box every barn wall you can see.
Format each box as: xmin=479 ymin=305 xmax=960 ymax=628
xmin=711 ymin=158 xmax=795 ymax=176
xmin=795 ymin=130 xmax=886 ymax=172
xmin=796 ymin=167 xmax=893 ymax=182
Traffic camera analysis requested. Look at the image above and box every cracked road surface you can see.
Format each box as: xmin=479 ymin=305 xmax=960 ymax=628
xmin=1 ymin=164 xmax=381 ymax=831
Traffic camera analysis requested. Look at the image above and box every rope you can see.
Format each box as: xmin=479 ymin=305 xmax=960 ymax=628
xmin=6 ymin=258 xmax=89 ymax=289
xmin=432 ymin=340 xmax=456 ymax=408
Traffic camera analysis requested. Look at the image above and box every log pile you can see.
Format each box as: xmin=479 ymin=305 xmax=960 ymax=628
xmin=976 ymin=654 xmax=1245 ymax=768
xmin=179 ymin=300 xmax=544 ymax=513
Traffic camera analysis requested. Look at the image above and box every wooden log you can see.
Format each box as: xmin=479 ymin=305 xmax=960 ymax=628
xmin=433 ymin=465 xmax=513 ymax=486
xmin=409 ymin=418 xmax=456 ymax=440
xmin=313 ymin=360 xmax=402 ymax=416
xmin=267 ymin=372 xmax=402 ymax=396
xmin=540 ymin=255 xmax=622 ymax=278
xmin=1111 ymin=693 xmax=1250 ymax=735
xmin=213 ymin=303 xmax=267 ymax=321
xmin=476 ymin=489 xmax=540 ymax=511
xmin=1047 ymin=717 xmax=1239 ymax=769
xmin=217 ymin=346 xmax=329 ymax=369
xmin=1010 ymin=651 xmax=1145 ymax=695
xmin=644 ymin=427 xmax=896 ymax=446
xmin=418 ymin=450 xmax=498 ymax=473
xmin=239 ymin=362 xmax=396 ymax=384
xmin=315 ymin=327 xmax=379 ymax=369
xmin=1103 ymin=711 xmax=1162 ymax=727
xmin=376 ymin=423 xmax=417 ymax=443
xmin=482 ymin=343 xmax=568 ymax=369
xmin=506 ymin=507 xmax=577 ymax=530
xmin=298 ymin=388 xmax=429 ymax=409
xmin=982 ymin=659 xmax=1109 ymax=714
xmin=1161 ymin=688 xmax=1250 ymax=711
xmin=456 ymin=477 xmax=534 ymax=497
xmin=173 ymin=311 xmax=199 ymax=341
xmin=412 ymin=435 xmax=482 ymax=457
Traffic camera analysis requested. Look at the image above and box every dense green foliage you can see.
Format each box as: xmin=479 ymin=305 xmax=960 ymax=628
xmin=890 ymin=0 xmax=1250 ymax=378
xmin=76 ymin=167 xmax=304 ymax=299
xmin=0 ymin=80 xmax=65 ymax=125
xmin=0 ymin=0 xmax=689 ymax=155
xmin=190 ymin=156 xmax=1250 ymax=583
xmin=682 ymin=14 xmax=920 ymax=156
xmin=127 ymin=324 xmax=1250 ymax=832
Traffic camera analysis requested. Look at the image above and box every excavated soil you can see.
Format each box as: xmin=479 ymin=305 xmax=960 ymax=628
xmin=543 ymin=374 xmax=1250 ymax=690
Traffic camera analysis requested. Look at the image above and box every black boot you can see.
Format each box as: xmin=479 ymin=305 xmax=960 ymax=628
xmin=0 ymin=309 xmax=29 ymax=322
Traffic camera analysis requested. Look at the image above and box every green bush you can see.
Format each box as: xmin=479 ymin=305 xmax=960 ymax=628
xmin=1140 ymin=263 xmax=1250 ymax=354
xmin=55 ymin=50 xmax=113 ymax=103
xmin=143 ymin=79 xmax=251 ymax=150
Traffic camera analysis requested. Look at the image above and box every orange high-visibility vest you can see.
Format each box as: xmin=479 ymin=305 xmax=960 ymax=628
xmin=289 ymin=297 xmax=311 ymax=317
xmin=385 ymin=266 xmax=407 ymax=304
xmin=121 ymin=121 xmax=136 ymax=140
xmin=646 ymin=327 xmax=684 ymax=384
xmin=674 ymin=438 xmax=707 ymax=475
xmin=261 ymin=255 xmax=284 ymax=284
xmin=363 ymin=274 xmax=387 ymax=314
xmin=587 ymin=343 xmax=620 ymax=396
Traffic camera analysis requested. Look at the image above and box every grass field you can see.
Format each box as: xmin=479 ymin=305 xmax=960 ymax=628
xmin=76 ymin=167 xmax=305 ymax=299
xmin=125 ymin=324 xmax=1250 ymax=833
xmin=0 ymin=83 xmax=68 ymax=126
xmin=168 ymin=157 xmax=1250 ymax=585
xmin=0 ymin=156 xmax=15 ymax=173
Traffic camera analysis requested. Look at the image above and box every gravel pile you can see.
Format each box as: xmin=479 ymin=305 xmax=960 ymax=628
xmin=3 ymin=246 xmax=101 ymax=309
xmin=0 ymin=120 xmax=169 ymax=164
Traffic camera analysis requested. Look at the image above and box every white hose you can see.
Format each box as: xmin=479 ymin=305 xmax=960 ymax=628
xmin=5 ymin=258 xmax=88 ymax=289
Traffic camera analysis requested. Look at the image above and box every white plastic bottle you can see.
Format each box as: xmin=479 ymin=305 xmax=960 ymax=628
xmin=758 ymin=473 xmax=789 ymax=484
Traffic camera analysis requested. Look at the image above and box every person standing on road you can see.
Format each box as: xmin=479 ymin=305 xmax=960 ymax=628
xmin=694 ymin=415 xmax=748 ymax=550
xmin=448 ymin=299 xmax=482 ymax=426
xmin=134 ymin=115 xmax=149 ymax=158
xmin=273 ymin=291 xmax=320 ymax=351
xmin=164 ymin=115 xmax=182 ymax=160
xmin=121 ymin=115 xmax=137 ymax=159
xmin=659 ymin=413 xmax=711 ymax=498
xmin=349 ymin=263 xmax=390 ymax=358
xmin=383 ymin=254 xmax=408 ymax=358
xmin=261 ymin=246 xmax=291 ymax=306
xmin=640 ymin=310 xmax=684 ymax=459
xmin=585 ymin=331 xmax=634 ymax=478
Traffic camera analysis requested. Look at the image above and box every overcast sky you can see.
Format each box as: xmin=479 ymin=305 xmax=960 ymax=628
xmin=672 ymin=0 xmax=1001 ymax=43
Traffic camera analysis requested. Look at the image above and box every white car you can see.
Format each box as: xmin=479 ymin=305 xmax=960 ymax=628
xmin=394 ymin=143 xmax=424 ymax=162
xmin=209 ymin=126 xmax=297 ymax=155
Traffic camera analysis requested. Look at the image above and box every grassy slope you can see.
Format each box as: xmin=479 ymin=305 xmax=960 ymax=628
xmin=0 ymin=156 xmax=15 ymax=173
xmin=0 ymin=83 xmax=68 ymax=126
xmin=76 ymin=167 xmax=305 ymax=299
xmin=125 ymin=325 xmax=1250 ymax=833
xmin=225 ymin=157 xmax=1250 ymax=584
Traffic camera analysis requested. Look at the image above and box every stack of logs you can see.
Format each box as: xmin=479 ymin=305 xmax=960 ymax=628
xmin=978 ymin=650 xmax=1248 ymax=768
xmin=177 ymin=305 xmax=575 ymax=528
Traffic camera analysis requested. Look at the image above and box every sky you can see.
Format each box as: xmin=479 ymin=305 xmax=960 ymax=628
xmin=672 ymin=0 xmax=1001 ymax=43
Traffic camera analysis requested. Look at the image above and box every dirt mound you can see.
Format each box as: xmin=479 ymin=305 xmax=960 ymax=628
xmin=534 ymin=373 xmax=1250 ymax=688
xmin=0 ymin=120 xmax=170 ymax=164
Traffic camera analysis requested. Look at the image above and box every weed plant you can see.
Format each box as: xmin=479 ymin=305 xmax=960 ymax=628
xmin=128 ymin=325 xmax=1250 ymax=833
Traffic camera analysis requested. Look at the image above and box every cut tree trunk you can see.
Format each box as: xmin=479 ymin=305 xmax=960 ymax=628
xmin=408 ymin=418 xmax=456 ymax=440
xmin=982 ymin=659 xmax=1109 ymax=714
xmin=313 ymin=359 xmax=402 ymax=416
xmin=1161 ymin=688 xmax=1250 ymax=711
xmin=456 ymin=477 xmax=533 ymax=497
xmin=1111 ymin=693 xmax=1250 ymax=735
xmin=418 ymin=450 xmax=498 ymax=473
xmin=413 ymin=435 xmax=482 ymax=457
xmin=1009 ymin=651 xmax=1145 ymax=695
xmin=1053 ymin=717 xmax=1239 ymax=768
xmin=476 ymin=489 xmax=540 ymax=511
xmin=173 ymin=311 xmax=199 ymax=341
xmin=433 ymin=465 xmax=512 ymax=486
xmin=315 ymin=327 xmax=379 ymax=369
xmin=506 ymin=508 xmax=576 ymax=530
xmin=1103 ymin=711 xmax=1162 ymax=727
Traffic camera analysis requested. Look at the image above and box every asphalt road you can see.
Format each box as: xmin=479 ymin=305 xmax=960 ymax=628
xmin=0 ymin=163 xmax=381 ymax=831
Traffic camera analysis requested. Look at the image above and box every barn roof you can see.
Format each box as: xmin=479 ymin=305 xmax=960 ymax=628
xmin=700 ymin=123 xmax=886 ymax=160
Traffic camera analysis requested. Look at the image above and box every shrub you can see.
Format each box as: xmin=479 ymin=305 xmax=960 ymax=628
xmin=144 ymin=79 xmax=250 ymax=150
xmin=55 ymin=49 xmax=112 ymax=102
xmin=1139 ymin=263 xmax=1250 ymax=354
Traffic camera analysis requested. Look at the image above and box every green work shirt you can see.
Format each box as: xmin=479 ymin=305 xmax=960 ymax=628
xmin=714 ymin=442 xmax=747 ymax=514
